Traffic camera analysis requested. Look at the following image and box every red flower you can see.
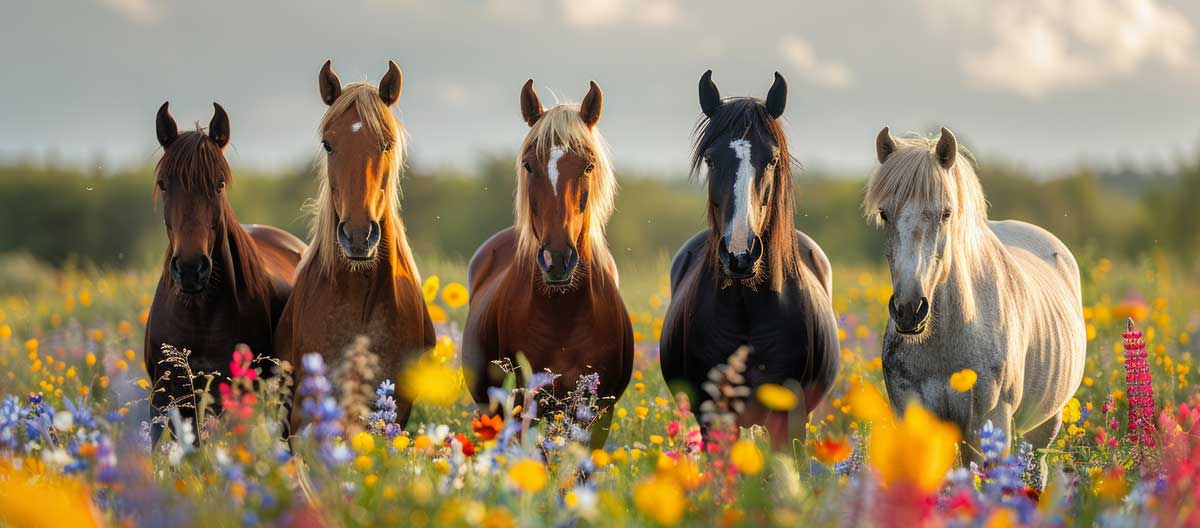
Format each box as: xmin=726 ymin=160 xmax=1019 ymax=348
xmin=667 ymin=420 xmax=681 ymax=439
xmin=229 ymin=345 xmax=257 ymax=381
xmin=1123 ymin=318 xmax=1157 ymax=446
xmin=453 ymin=433 xmax=476 ymax=456
xmin=472 ymin=414 xmax=503 ymax=441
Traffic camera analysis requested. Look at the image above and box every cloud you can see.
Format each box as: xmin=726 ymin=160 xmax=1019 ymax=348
xmin=921 ymin=0 xmax=1196 ymax=98
xmin=98 ymin=0 xmax=164 ymax=25
xmin=559 ymin=0 xmax=680 ymax=28
xmin=779 ymin=35 xmax=853 ymax=88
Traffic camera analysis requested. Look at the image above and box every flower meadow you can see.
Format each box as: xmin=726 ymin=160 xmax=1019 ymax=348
xmin=0 ymin=255 xmax=1197 ymax=527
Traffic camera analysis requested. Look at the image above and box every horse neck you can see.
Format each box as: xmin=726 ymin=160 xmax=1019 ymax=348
xmin=931 ymin=222 xmax=1010 ymax=328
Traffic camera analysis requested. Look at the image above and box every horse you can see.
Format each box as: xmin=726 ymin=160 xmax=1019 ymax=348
xmin=276 ymin=60 xmax=435 ymax=434
xmin=658 ymin=71 xmax=840 ymax=450
xmin=462 ymin=79 xmax=633 ymax=449
xmin=866 ymin=127 xmax=1086 ymax=486
xmin=145 ymin=102 xmax=306 ymax=438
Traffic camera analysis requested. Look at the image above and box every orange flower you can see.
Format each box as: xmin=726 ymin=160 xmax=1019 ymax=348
xmin=811 ymin=437 xmax=853 ymax=464
xmin=472 ymin=413 xmax=504 ymax=441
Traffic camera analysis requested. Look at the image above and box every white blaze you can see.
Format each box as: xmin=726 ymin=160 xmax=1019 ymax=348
xmin=728 ymin=139 xmax=756 ymax=254
xmin=351 ymin=122 xmax=363 ymax=133
xmin=547 ymin=147 xmax=565 ymax=196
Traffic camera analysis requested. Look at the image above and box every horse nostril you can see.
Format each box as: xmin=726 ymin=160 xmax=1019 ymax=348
xmin=566 ymin=247 xmax=579 ymax=271
xmin=367 ymin=221 xmax=382 ymax=248
xmin=915 ymin=297 xmax=930 ymax=321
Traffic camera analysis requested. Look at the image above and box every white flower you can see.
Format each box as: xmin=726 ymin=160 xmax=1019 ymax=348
xmin=53 ymin=411 xmax=74 ymax=431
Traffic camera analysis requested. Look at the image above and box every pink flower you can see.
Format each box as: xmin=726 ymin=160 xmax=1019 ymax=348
xmin=229 ymin=344 xmax=257 ymax=381
xmin=1123 ymin=318 xmax=1157 ymax=446
xmin=667 ymin=420 xmax=681 ymax=439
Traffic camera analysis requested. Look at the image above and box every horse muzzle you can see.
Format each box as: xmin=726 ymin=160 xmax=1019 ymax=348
xmin=538 ymin=244 xmax=579 ymax=286
xmin=718 ymin=235 xmax=763 ymax=280
xmin=338 ymin=220 xmax=382 ymax=261
xmin=170 ymin=255 xmax=212 ymax=293
xmin=889 ymin=294 xmax=931 ymax=335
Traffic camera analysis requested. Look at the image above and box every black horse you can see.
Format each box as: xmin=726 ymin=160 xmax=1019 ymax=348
xmin=659 ymin=70 xmax=840 ymax=449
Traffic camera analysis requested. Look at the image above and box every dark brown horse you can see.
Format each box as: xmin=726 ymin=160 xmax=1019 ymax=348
xmin=659 ymin=71 xmax=840 ymax=449
xmin=276 ymin=60 xmax=434 ymax=434
xmin=462 ymin=80 xmax=633 ymax=448
xmin=145 ymin=102 xmax=306 ymax=433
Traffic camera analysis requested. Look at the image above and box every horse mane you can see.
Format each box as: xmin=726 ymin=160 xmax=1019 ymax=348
xmin=862 ymin=133 xmax=989 ymax=320
xmin=514 ymin=104 xmax=617 ymax=280
xmin=298 ymin=82 xmax=419 ymax=281
xmin=154 ymin=130 xmax=273 ymax=307
xmin=690 ymin=98 xmax=801 ymax=292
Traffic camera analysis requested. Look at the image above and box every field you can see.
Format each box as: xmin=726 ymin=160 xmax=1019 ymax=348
xmin=0 ymin=253 xmax=1198 ymax=527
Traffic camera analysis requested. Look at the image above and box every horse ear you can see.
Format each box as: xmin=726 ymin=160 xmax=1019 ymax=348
xmin=319 ymin=60 xmax=343 ymax=106
xmin=876 ymin=127 xmax=896 ymax=164
xmin=520 ymin=79 xmax=544 ymax=127
xmin=379 ymin=60 xmax=402 ymax=107
xmin=579 ymin=81 xmax=603 ymax=128
xmin=765 ymin=72 xmax=787 ymax=119
xmin=699 ymin=70 xmax=721 ymax=117
xmin=936 ymin=127 xmax=957 ymax=170
xmin=209 ymin=103 xmax=230 ymax=149
xmin=156 ymin=102 xmax=178 ymax=148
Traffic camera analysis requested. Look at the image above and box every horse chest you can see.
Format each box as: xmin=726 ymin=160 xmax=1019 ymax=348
xmin=147 ymin=291 xmax=271 ymax=375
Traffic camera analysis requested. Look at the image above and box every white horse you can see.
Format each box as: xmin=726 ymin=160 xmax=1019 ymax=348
xmin=865 ymin=127 xmax=1086 ymax=484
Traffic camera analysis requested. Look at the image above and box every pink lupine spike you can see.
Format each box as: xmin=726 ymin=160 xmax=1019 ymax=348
xmin=1123 ymin=318 xmax=1156 ymax=447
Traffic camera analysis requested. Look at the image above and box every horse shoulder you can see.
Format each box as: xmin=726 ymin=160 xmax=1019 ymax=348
xmin=988 ymin=220 xmax=1082 ymax=300
xmin=669 ymin=230 xmax=709 ymax=294
xmin=244 ymin=224 xmax=306 ymax=281
xmin=468 ymin=228 xmax=517 ymax=295
xmin=793 ymin=229 xmax=833 ymax=297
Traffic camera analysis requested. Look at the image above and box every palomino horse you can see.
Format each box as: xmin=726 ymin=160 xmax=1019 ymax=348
xmin=277 ymin=61 xmax=435 ymax=433
xmin=463 ymin=80 xmax=633 ymax=448
xmin=660 ymin=71 xmax=841 ymax=449
xmin=866 ymin=127 xmax=1086 ymax=485
xmin=146 ymin=102 xmax=306 ymax=433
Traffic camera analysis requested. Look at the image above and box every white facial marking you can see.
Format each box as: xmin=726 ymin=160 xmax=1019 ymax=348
xmin=728 ymin=139 xmax=756 ymax=254
xmin=543 ymin=249 xmax=554 ymax=268
xmin=351 ymin=122 xmax=363 ymax=133
xmin=547 ymin=147 xmax=565 ymax=196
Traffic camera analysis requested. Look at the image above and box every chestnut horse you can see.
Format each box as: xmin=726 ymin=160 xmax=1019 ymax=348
xmin=145 ymin=102 xmax=306 ymax=435
xmin=660 ymin=71 xmax=840 ymax=449
xmin=463 ymin=80 xmax=633 ymax=448
xmin=277 ymin=60 xmax=434 ymax=434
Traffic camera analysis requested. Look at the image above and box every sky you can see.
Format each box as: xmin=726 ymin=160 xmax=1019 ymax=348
xmin=3 ymin=0 xmax=1200 ymax=175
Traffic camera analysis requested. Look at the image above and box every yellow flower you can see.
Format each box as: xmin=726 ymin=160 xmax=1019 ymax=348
xmin=114 ymin=360 xmax=128 ymax=372
xmin=25 ymin=339 xmax=38 ymax=352
xmin=413 ymin=434 xmax=433 ymax=452
xmin=88 ymin=329 xmax=104 ymax=343
xmin=124 ymin=349 xmax=136 ymax=361
xmin=846 ymin=380 xmax=894 ymax=424
xmin=654 ymin=396 xmax=669 ymax=407
xmin=354 ymin=455 xmax=373 ymax=470
xmin=351 ymin=432 xmax=376 ymax=454
xmin=756 ymin=383 xmax=798 ymax=411
xmin=85 ymin=353 xmax=96 ymax=367
xmin=392 ymin=435 xmax=411 ymax=451
xmin=635 ymin=382 xmax=646 ymax=393
xmin=402 ymin=359 xmax=460 ymax=406
xmin=364 ymin=474 xmax=379 ymax=489
xmin=432 ymin=336 xmax=455 ymax=364
xmin=0 ymin=324 xmax=10 ymax=342
xmin=730 ymin=439 xmax=764 ymax=475
xmin=1093 ymin=466 xmax=1127 ymax=500
xmin=139 ymin=309 xmax=150 ymax=326
xmin=949 ymin=369 xmax=978 ymax=392
xmin=78 ymin=290 xmax=92 ymax=307
xmin=591 ymin=449 xmax=611 ymax=467
xmin=869 ymin=402 xmax=961 ymax=493
xmin=508 ymin=459 xmax=548 ymax=492
xmin=118 ymin=320 xmax=133 ymax=336
xmin=427 ymin=304 xmax=448 ymax=324
xmin=650 ymin=435 xmax=664 ymax=445
xmin=1062 ymin=398 xmax=1082 ymax=424
xmin=136 ymin=379 xmax=150 ymax=391
xmin=634 ymin=474 xmax=686 ymax=526
xmin=442 ymin=283 xmax=469 ymax=308
xmin=422 ymin=276 xmax=440 ymax=303
xmin=635 ymin=406 xmax=649 ymax=419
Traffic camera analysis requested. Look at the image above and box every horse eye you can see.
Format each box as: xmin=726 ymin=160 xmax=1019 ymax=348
xmin=704 ymin=157 xmax=714 ymax=169
xmin=322 ymin=140 xmax=333 ymax=154
xmin=584 ymin=163 xmax=595 ymax=174
xmin=217 ymin=181 xmax=225 ymax=192
xmin=580 ymin=190 xmax=589 ymax=212
xmin=879 ymin=209 xmax=888 ymax=223
xmin=522 ymin=161 xmax=533 ymax=173
xmin=156 ymin=180 xmax=167 ymax=191
xmin=941 ymin=209 xmax=952 ymax=221
xmin=382 ymin=141 xmax=393 ymax=152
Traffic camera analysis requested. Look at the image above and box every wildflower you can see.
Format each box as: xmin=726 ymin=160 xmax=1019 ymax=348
xmin=0 ymin=324 xmax=9 ymax=341
xmin=351 ymin=432 xmax=376 ymax=454
xmin=635 ymin=406 xmax=649 ymax=419
xmin=472 ymin=414 xmax=503 ymax=441
xmin=419 ymin=275 xmax=441 ymax=303
xmin=508 ymin=459 xmax=548 ymax=492
xmin=1123 ymin=318 xmax=1157 ymax=446
xmin=870 ymin=401 xmax=961 ymax=493
xmin=1093 ymin=465 xmax=1127 ymax=500
xmin=949 ymin=369 xmax=978 ymax=392
xmin=634 ymin=474 xmax=686 ymax=526
xmin=442 ymin=282 xmax=469 ymax=308
xmin=427 ymin=304 xmax=448 ymax=324
xmin=85 ymin=353 xmax=96 ymax=367
xmin=979 ymin=420 xmax=1006 ymax=464
xmin=811 ymin=437 xmax=853 ymax=464
xmin=730 ymin=439 xmax=764 ymax=475
xmin=228 ymin=345 xmax=257 ymax=381
xmin=591 ymin=449 xmax=611 ymax=467
xmin=453 ymin=433 xmax=476 ymax=456
xmin=392 ymin=435 xmax=411 ymax=451
xmin=402 ymin=360 xmax=460 ymax=406
xmin=756 ymin=383 xmax=798 ymax=411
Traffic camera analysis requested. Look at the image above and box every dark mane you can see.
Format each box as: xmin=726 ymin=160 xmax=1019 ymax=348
xmin=154 ymin=130 xmax=272 ymax=308
xmin=690 ymin=97 xmax=802 ymax=292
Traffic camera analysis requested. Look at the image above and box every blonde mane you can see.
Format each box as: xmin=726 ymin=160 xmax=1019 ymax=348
xmin=298 ymin=82 xmax=418 ymax=280
xmin=514 ymin=104 xmax=617 ymax=279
